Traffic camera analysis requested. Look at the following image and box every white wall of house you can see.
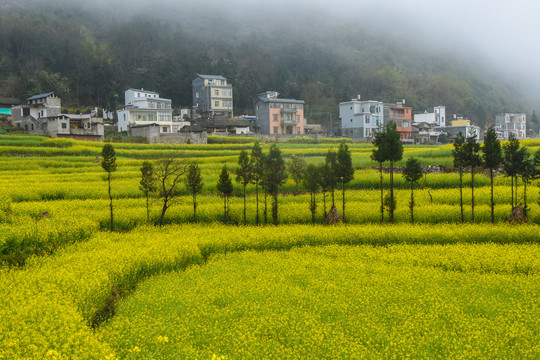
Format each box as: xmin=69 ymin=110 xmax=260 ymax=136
xmin=414 ymin=106 xmax=446 ymax=127
xmin=339 ymin=99 xmax=383 ymax=138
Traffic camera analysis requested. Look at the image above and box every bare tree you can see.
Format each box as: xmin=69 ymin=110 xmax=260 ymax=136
xmin=154 ymin=158 xmax=186 ymax=226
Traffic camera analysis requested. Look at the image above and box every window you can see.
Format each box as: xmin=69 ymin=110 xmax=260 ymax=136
xmin=215 ymin=101 xmax=219 ymax=107
xmin=214 ymin=90 xmax=219 ymax=96
xmin=273 ymin=114 xmax=278 ymax=122
xmin=61 ymin=123 xmax=67 ymax=129
xmin=273 ymin=126 xmax=278 ymax=134
xmin=24 ymin=125 xmax=28 ymax=131
xmin=296 ymin=127 xmax=300 ymax=134
xmin=31 ymin=124 xmax=34 ymax=130
xmin=365 ymin=116 xmax=370 ymax=124
xmin=196 ymin=92 xmax=199 ymax=98
xmin=350 ymin=119 xmax=353 ymax=123
xmin=163 ymin=127 xmax=168 ymax=133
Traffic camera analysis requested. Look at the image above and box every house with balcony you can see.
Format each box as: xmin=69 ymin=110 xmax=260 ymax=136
xmin=117 ymin=88 xmax=174 ymax=133
xmin=495 ymin=113 xmax=526 ymax=140
xmin=192 ymin=74 xmax=233 ymax=118
xmin=339 ymin=96 xmax=384 ymax=139
xmin=384 ymin=101 xmax=413 ymax=141
xmin=254 ymin=91 xmax=305 ymax=135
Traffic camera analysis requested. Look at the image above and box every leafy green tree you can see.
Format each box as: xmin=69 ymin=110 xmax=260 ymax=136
xmin=154 ymin=158 xmax=186 ymax=226
xmin=288 ymin=154 xmax=307 ymax=195
xmin=185 ymin=163 xmax=203 ymax=223
xmin=265 ymin=144 xmax=287 ymax=225
xmin=139 ymin=160 xmax=156 ymax=223
xmin=371 ymin=129 xmax=386 ymax=223
xmin=336 ymin=141 xmax=355 ymax=223
xmin=323 ymin=149 xmax=338 ymax=208
xmin=402 ymin=157 xmax=423 ymax=223
xmin=250 ymin=142 xmax=265 ymax=225
xmin=464 ymin=133 xmax=483 ymax=222
xmin=303 ymin=164 xmax=321 ymax=224
xmin=482 ymin=127 xmax=502 ymax=223
xmin=236 ymin=150 xmax=252 ymax=225
xmin=217 ymin=165 xmax=233 ymax=224
xmin=101 ymin=143 xmax=117 ymax=231
xmin=452 ymin=132 xmax=467 ymax=223
xmin=380 ymin=122 xmax=403 ymax=223
xmin=503 ymin=134 xmax=526 ymax=209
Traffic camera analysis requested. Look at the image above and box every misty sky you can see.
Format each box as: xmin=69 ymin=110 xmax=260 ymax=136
xmin=16 ymin=0 xmax=540 ymax=101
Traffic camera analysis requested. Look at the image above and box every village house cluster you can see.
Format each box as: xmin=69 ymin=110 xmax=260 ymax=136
xmin=0 ymin=73 xmax=527 ymax=143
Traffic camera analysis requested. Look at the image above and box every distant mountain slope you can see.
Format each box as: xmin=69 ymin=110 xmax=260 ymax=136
xmin=0 ymin=1 xmax=531 ymax=127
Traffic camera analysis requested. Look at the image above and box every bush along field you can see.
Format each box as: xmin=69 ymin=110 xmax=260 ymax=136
xmin=0 ymin=134 xmax=539 ymax=359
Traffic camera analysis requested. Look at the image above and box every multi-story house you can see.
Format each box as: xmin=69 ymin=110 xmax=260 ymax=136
xmin=384 ymin=101 xmax=413 ymax=140
xmin=495 ymin=113 xmax=527 ymax=140
xmin=254 ymin=91 xmax=305 ymax=135
xmin=339 ymin=96 xmax=384 ymax=139
xmin=117 ymin=88 xmax=173 ymax=132
xmin=192 ymin=74 xmax=233 ymax=118
xmin=413 ymin=106 xmax=446 ymax=127
xmin=11 ymin=92 xmax=103 ymax=141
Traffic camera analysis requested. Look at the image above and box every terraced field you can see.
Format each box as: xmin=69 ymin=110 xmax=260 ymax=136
xmin=0 ymin=135 xmax=538 ymax=359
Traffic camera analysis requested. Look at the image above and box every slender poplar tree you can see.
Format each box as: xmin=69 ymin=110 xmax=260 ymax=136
xmin=482 ymin=127 xmax=502 ymax=223
xmin=336 ymin=141 xmax=354 ymax=223
xmin=250 ymin=142 xmax=265 ymax=225
xmin=216 ymin=165 xmax=233 ymax=224
xmin=381 ymin=122 xmax=403 ymax=223
xmin=265 ymin=144 xmax=287 ymax=225
xmin=303 ymin=163 xmax=321 ymax=224
xmin=402 ymin=157 xmax=423 ymax=223
xmin=101 ymin=143 xmax=117 ymax=231
xmin=464 ymin=133 xmax=483 ymax=222
xmin=371 ymin=128 xmax=386 ymax=223
xmin=452 ymin=132 xmax=467 ymax=222
xmin=502 ymin=134 xmax=525 ymax=209
xmin=139 ymin=160 xmax=156 ymax=223
xmin=185 ymin=163 xmax=203 ymax=223
xmin=323 ymin=149 xmax=338 ymax=208
xmin=236 ymin=150 xmax=252 ymax=225
xmin=288 ymin=154 xmax=307 ymax=195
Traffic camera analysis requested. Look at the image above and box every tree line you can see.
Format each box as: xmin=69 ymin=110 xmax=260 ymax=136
xmin=100 ymin=127 xmax=539 ymax=230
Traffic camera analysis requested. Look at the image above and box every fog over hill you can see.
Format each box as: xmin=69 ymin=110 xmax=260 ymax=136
xmin=1 ymin=0 xmax=538 ymax=126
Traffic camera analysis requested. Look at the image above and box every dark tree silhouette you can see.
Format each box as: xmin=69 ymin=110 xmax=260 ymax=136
xmin=236 ymin=150 xmax=252 ymax=225
xmin=336 ymin=141 xmax=355 ymax=223
xmin=464 ymin=133 xmax=483 ymax=222
xmin=154 ymin=158 xmax=186 ymax=226
xmin=452 ymin=132 xmax=467 ymax=222
xmin=303 ymin=163 xmax=321 ymax=224
xmin=265 ymin=144 xmax=287 ymax=225
xmin=288 ymin=154 xmax=307 ymax=195
xmin=250 ymin=142 xmax=265 ymax=225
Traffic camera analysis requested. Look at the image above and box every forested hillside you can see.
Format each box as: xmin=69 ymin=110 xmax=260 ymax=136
xmin=0 ymin=0 xmax=532 ymax=127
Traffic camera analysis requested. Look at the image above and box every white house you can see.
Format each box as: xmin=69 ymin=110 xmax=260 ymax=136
xmin=117 ymin=88 xmax=173 ymax=132
xmin=339 ymin=97 xmax=384 ymax=139
xmin=414 ymin=106 xmax=446 ymax=127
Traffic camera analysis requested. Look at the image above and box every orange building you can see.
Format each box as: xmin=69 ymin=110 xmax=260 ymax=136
xmin=384 ymin=101 xmax=412 ymax=140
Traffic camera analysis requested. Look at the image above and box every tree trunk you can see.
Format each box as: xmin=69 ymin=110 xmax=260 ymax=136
xmin=243 ymin=184 xmax=246 ymax=225
xmin=223 ymin=196 xmax=228 ymax=224
xmin=390 ymin=160 xmax=395 ymax=223
xmin=323 ymin=191 xmax=327 ymax=217
xmin=342 ymin=182 xmax=346 ymax=223
xmin=193 ymin=192 xmax=197 ymax=223
xmin=471 ymin=166 xmax=475 ymax=223
xmin=159 ymin=201 xmax=168 ymax=227
xmin=459 ymin=170 xmax=463 ymax=223
xmin=311 ymin=192 xmax=316 ymax=224
xmin=524 ymin=180 xmax=528 ymax=217
xmin=511 ymin=176 xmax=514 ymax=209
xmin=379 ymin=163 xmax=384 ymax=223
xmin=272 ymin=193 xmax=278 ymax=226
xmin=331 ymin=186 xmax=335 ymax=207
xmin=264 ymin=190 xmax=268 ymax=225
xmin=410 ymin=182 xmax=414 ymax=223
xmin=146 ymin=192 xmax=150 ymax=223
xmin=255 ymin=183 xmax=259 ymax=225
xmin=490 ymin=168 xmax=494 ymax=223
xmin=108 ymin=173 xmax=114 ymax=231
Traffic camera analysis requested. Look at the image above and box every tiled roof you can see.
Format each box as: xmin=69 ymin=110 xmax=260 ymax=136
xmin=195 ymin=74 xmax=227 ymax=81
